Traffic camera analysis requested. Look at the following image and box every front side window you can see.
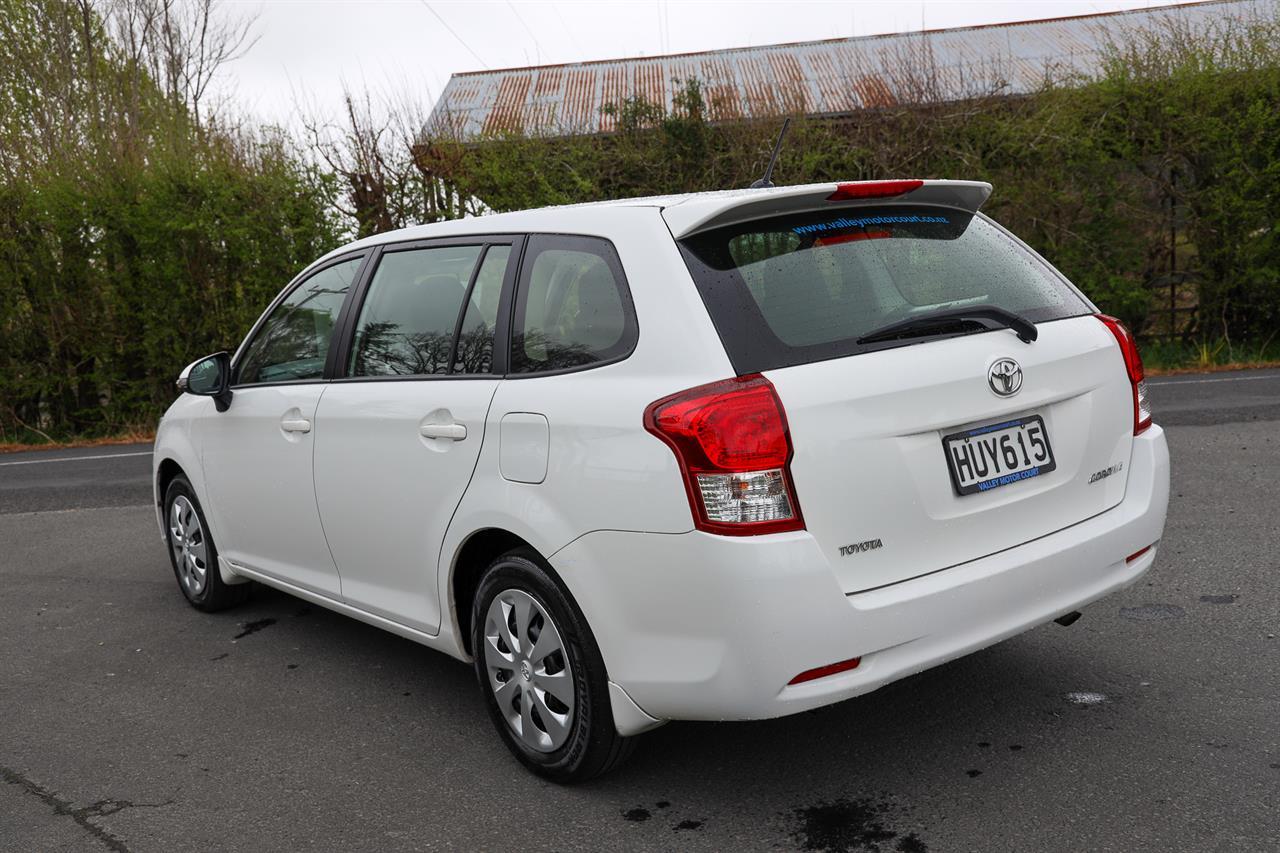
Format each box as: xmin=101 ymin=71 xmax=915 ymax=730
xmin=236 ymin=256 xmax=362 ymax=385
xmin=348 ymin=244 xmax=491 ymax=377
xmin=511 ymin=235 xmax=636 ymax=374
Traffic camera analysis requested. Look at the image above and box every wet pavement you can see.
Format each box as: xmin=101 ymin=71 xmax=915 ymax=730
xmin=1 ymin=370 xmax=1277 ymax=851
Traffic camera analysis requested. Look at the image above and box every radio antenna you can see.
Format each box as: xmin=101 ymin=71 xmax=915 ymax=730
xmin=750 ymin=118 xmax=791 ymax=189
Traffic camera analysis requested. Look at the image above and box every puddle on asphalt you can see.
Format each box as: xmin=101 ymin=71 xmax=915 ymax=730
xmin=233 ymin=617 xmax=277 ymax=639
xmin=623 ymin=800 xmax=704 ymax=834
xmin=789 ymin=797 xmax=927 ymax=853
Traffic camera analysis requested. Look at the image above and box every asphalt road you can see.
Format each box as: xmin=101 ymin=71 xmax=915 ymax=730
xmin=1 ymin=370 xmax=1277 ymax=852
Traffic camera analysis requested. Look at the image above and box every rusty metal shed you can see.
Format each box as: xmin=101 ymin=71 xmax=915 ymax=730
xmin=422 ymin=0 xmax=1274 ymax=141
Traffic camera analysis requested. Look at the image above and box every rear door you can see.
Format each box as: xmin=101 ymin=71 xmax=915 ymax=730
xmin=675 ymin=195 xmax=1134 ymax=593
xmin=311 ymin=238 xmax=517 ymax=633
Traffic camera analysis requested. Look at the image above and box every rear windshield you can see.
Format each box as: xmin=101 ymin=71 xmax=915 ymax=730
xmin=678 ymin=205 xmax=1091 ymax=373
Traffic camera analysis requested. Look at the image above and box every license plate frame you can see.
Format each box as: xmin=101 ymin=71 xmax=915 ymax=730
xmin=942 ymin=414 xmax=1057 ymax=496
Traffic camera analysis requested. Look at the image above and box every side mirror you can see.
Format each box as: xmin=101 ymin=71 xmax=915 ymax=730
xmin=177 ymin=352 xmax=233 ymax=412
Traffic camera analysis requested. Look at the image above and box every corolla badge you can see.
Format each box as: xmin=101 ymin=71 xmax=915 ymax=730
xmin=988 ymin=358 xmax=1023 ymax=397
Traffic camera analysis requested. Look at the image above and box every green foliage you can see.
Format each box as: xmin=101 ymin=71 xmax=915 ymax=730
xmin=0 ymin=0 xmax=343 ymax=441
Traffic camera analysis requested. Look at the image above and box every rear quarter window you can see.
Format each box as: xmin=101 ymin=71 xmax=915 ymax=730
xmin=679 ymin=206 xmax=1090 ymax=373
xmin=510 ymin=235 xmax=637 ymax=374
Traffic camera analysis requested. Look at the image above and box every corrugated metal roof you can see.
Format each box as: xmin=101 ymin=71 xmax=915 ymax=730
xmin=422 ymin=0 xmax=1275 ymax=141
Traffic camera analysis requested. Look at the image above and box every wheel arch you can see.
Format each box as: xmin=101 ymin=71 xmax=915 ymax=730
xmin=448 ymin=526 xmax=665 ymax=743
xmin=449 ymin=527 xmax=538 ymax=657
xmin=447 ymin=527 xmax=592 ymax=660
xmin=156 ymin=457 xmax=186 ymax=508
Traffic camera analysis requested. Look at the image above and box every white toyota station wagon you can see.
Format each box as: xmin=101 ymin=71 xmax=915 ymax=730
xmin=154 ymin=179 xmax=1170 ymax=782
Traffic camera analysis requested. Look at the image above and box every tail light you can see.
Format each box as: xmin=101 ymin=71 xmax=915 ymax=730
xmin=644 ymin=374 xmax=804 ymax=536
xmin=1095 ymin=314 xmax=1152 ymax=435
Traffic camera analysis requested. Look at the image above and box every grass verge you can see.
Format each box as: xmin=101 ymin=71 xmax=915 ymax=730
xmin=0 ymin=429 xmax=155 ymax=455
xmin=1141 ymin=337 xmax=1280 ymax=374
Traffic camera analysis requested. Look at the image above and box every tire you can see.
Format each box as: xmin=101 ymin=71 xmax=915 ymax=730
xmin=471 ymin=550 xmax=635 ymax=783
xmin=162 ymin=475 xmax=251 ymax=612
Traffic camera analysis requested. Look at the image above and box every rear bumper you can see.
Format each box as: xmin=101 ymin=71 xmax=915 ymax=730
xmin=553 ymin=425 xmax=1169 ymax=725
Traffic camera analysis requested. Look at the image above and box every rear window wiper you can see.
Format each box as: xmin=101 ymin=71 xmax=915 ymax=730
xmin=855 ymin=306 xmax=1037 ymax=346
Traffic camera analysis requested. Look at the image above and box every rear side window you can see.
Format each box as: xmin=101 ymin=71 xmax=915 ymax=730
xmin=511 ymin=235 xmax=637 ymax=374
xmin=348 ymin=244 xmax=502 ymax=377
xmin=679 ymin=206 xmax=1090 ymax=373
xmin=236 ymin=256 xmax=362 ymax=385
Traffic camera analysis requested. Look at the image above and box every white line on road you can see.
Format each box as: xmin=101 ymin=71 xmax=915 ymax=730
xmin=1147 ymin=373 xmax=1280 ymax=387
xmin=0 ymin=450 xmax=152 ymax=467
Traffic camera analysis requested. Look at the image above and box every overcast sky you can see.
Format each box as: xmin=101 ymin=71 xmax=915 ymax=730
xmin=215 ymin=0 xmax=1191 ymax=127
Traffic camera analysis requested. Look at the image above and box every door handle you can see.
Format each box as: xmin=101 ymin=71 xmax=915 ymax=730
xmin=420 ymin=422 xmax=467 ymax=441
xmin=281 ymin=416 xmax=312 ymax=433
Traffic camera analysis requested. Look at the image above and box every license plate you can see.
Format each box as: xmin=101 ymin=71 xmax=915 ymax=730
xmin=942 ymin=415 xmax=1056 ymax=496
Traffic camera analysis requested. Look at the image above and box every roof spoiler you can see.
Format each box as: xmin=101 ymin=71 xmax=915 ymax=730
xmin=661 ymin=180 xmax=993 ymax=239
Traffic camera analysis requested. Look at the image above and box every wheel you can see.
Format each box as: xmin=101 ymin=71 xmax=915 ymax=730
xmin=163 ymin=475 xmax=250 ymax=612
xmin=472 ymin=550 xmax=635 ymax=783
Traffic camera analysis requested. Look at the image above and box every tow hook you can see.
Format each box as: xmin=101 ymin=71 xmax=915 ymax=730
xmin=1054 ymin=611 xmax=1083 ymax=627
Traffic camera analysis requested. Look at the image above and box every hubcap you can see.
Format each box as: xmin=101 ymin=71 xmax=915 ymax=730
xmin=169 ymin=495 xmax=208 ymax=597
xmin=483 ymin=589 xmax=575 ymax=753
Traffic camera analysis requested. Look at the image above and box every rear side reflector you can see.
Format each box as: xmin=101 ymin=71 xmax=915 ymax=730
xmin=788 ymin=656 xmax=862 ymax=685
xmin=1126 ymin=544 xmax=1154 ymax=563
xmin=645 ymin=374 xmax=804 ymax=536
xmin=827 ymin=179 xmax=923 ymax=201
xmin=1095 ymin=314 xmax=1152 ymax=435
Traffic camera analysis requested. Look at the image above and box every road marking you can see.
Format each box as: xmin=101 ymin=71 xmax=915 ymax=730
xmin=1147 ymin=374 xmax=1280 ymax=387
xmin=0 ymin=503 xmax=155 ymax=518
xmin=0 ymin=450 xmax=152 ymax=467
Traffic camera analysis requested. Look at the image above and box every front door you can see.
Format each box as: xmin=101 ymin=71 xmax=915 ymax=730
xmin=199 ymin=255 xmax=365 ymax=598
xmin=313 ymin=240 xmax=515 ymax=633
